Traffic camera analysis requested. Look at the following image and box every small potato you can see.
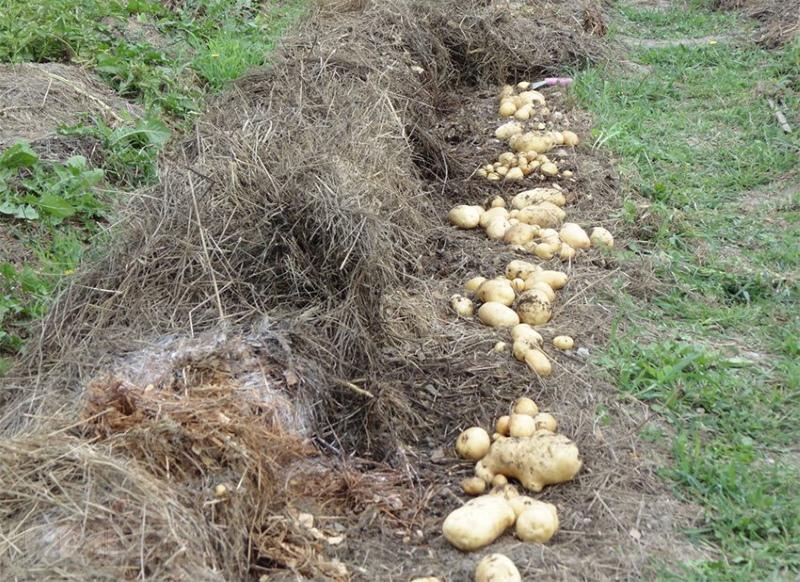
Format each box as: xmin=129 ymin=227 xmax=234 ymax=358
xmin=485 ymin=218 xmax=512 ymax=241
xmin=449 ymin=205 xmax=484 ymax=229
xmin=505 ymin=259 xmax=540 ymax=281
xmin=525 ymin=349 xmax=552 ymax=376
xmin=496 ymin=415 xmax=511 ymax=435
xmin=496 ymin=166 xmax=509 ymax=177
xmin=514 ymin=104 xmax=533 ymax=121
xmin=456 ymin=427 xmax=492 ymax=461
xmin=475 ymin=554 xmax=521 ymax=582
xmin=512 ymin=339 xmax=537 ymax=362
xmin=462 ymin=476 xmax=488 ymax=496
xmin=553 ymin=335 xmax=574 ymax=350
xmin=479 ymin=207 xmax=510 ymax=228
xmin=493 ymin=341 xmax=508 ymax=353
xmin=540 ymin=161 xmax=558 ymax=177
xmin=491 ymin=474 xmax=508 ymax=487
xmin=533 ymin=412 xmax=557 ymax=432
xmin=499 ymin=100 xmax=517 ymax=117
xmin=534 ymin=242 xmax=559 ymax=260
xmin=562 ymin=130 xmax=580 ymax=147
xmin=539 ymin=228 xmax=560 ymax=245
xmin=498 ymin=152 xmax=516 ymax=166
xmin=478 ymin=302 xmax=520 ymax=328
xmin=505 ymin=167 xmax=524 ymax=181
xmin=504 ymin=223 xmax=538 ymax=246
xmin=559 ymin=242 xmax=576 ymax=261
xmin=527 ymin=270 xmax=568 ymax=290
xmin=490 ymin=196 xmax=506 ymax=208
xmin=513 ymin=397 xmax=539 ymax=416
xmin=508 ymin=413 xmax=536 ymax=437
xmin=515 ymin=500 xmax=559 ymax=542
xmin=477 ymin=279 xmax=515 ymax=306
xmin=590 ymin=227 xmax=614 ymax=249
xmin=465 ymin=276 xmax=487 ymax=293
xmin=511 ymin=324 xmax=543 ymax=346
xmin=450 ymin=294 xmax=474 ymax=317
xmin=560 ymin=223 xmax=591 ymax=249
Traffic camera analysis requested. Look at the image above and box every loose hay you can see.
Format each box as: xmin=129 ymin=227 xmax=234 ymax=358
xmin=711 ymin=0 xmax=800 ymax=46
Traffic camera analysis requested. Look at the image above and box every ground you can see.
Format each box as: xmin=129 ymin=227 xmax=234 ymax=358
xmin=0 ymin=0 xmax=798 ymax=580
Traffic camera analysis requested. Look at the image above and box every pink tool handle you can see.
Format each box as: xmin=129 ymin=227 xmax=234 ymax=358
xmin=543 ymin=77 xmax=573 ymax=86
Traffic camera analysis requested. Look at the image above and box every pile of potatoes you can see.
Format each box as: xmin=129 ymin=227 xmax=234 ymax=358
xmin=449 ymin=191 xmax=614 ymax=261
xmin=450 ymin=259 xmax=576 ymax=376
xmin=476 ymin=82 xmax=579 ymax=183
xmin=442 ymin=397 xmax=581 ymax=552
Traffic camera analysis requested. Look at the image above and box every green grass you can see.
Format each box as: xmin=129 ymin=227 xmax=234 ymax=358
xmin=576 ymin=3 xmax=800 ymax=579
xmin=0 ymin=0 xmax=307 ymax=365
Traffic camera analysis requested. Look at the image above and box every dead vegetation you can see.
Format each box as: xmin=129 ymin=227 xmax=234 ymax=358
xmin=711 ymin=0 xmax=800 ymax=46
xmin=0 ymin=0 xmax=701 ymax=579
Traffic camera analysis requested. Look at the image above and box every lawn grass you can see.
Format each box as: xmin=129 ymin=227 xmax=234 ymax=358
xmin=0 ymin=0 xmax=306 ymax=361
xmin=575 ymin=2 xmax=800 ymax=578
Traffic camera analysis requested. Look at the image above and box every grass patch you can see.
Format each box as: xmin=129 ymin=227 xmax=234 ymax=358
xmin=577 ymin=2 xmax=800 ymax=578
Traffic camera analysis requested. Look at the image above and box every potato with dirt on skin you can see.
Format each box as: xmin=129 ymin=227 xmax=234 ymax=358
xmin=478 ymin=431 xmax=582 ymax=492
xmin=533 ymin=412 xmax=557 ymax=432
xmin=485 ymin=218 xmax=512 ymax=241
xmin=505 ymin=259 xmax=540 ymax=281
xmin=553 ymin=335 xmax=574 ymax=350
xmin=496 ymin=415 xmax=511 ymax=436
xmin=503 ymin=223 xmax=538 ymax=246
xmin=456 ymin=427 xmax=492 ymax=461
xmin=511 ymin=188 xmax=565 ymax=209
xmin=517 ymin=202 xmax=565 ymax=228
xmin=461 ymin=476 xmax=487 ymax=496
xmin=515 ymin=499 xmax=559 ymax=542
xmin=516 ymin=289 xmax=552 ymax=326
xmin=474 ymin=553 xmax=521 ymax=582
xmin=448 ymin=205 xmax=484 ymax=229
xmin=450 ymin=294 xmax=474 ymax=317
xmin=511 ymin=324 xmax=543 ymax=346
xmin=442 ymin=494 xmax=516 ymax=551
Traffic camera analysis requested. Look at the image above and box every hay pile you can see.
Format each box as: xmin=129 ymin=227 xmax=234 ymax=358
xmin=711 ymin=0 xmax=800 ymax=46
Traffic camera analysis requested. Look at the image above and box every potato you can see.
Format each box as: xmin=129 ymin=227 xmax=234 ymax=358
xmin=449 ymin=205 xmax=484 ymax=229
xmin=503 ymin=223 xmax=537 ymax=246
xmin=527 ymin=270 xmax=568 ymax=290
xmin=533 ymin=412 xmax=557 ymax=432
xmin=475 ymin=554 xmax=521 ymax=582
xmin=450 ymin=294 xmax=474 ymax=317
xmin=533 ymin=242 xmax=559 ymax=260
xmin=511 ymin=324 xmax=543 ymax=346
xmin=517 ymin=81 xmax=530 ymax=90
xmin=491 ymin=474 xmax=508 ymax=487
xmin=553 ymin=335 xmax=574 ymax=350
xmin=456 ymin=427 xmax=492 ymax=460
xmin=493 ymin=432 xmax=506 ymax=442
xmin=505 ymin=167 xmax=524 ymax=181
xmin=499 ymin=100 xmax=517 ymax=117
xmin=538 ymin=228 xmax=560 ymax=244
xmin=478 ymin=432 xmax=582 ymax=492
xmin=519 ymin=90 xmax=545 ymax=104
xmin=496 ymin=121 xmax=523 ymax=141
xmin=517 ymin=202 xmax=565 ymax=228
xmin=513 ymin=397 xmax=539 ymax=416
xmin=510 ymin=278 xmax=526 ymax=293
xmin=505 ymin=259 xmax=539 ymax=281
xmin=496 ymin=415 xmax=511 ymax=436
xmin=511 ymin=188 xmax=566 ymax=209
xmin=499 ymin=85 xmax=514 ymax=99
xmin=496 ymin=166 xmax=509 ymax=177
xmin=490 ymin=196 xmax=506 ymax=208
xmin=540 ymin=161 xmax=558 ymax=177
xmin=516 ymin=500 xmax=559 ymax=542
xmin=559 ymin=242 xmax=576 ymax=261
xmin=515 ymin=289 xmax=552 ymax=326
xmin=527 ymin=281 xmax=555 ymax=302
xmin=442 ymin=495 xmax=516 ymax=551
xmin=514 ymin=104 xmax=533 ymax=121
xmin=525 ymin=349 xmax=552 ymax=376
xmin=478 ymin=302 xmax=520 ymax=328
xmin=476 ymin=279 xmax=515 ymax=306
xmin=484 ymin=218 xmax=510 ymax=241
xmin=562 ymin=130 xmax=580 ymax=147
xmin=508 ymin=413 xmax=536 ymax=437
xmin=590 ymin=227 xmax=614 ymax=249
xmin=493 ymin=341 xmax=508 ymax=353
xmin=559 ymin=223 xmax=591 ymax=249
xmin=479 ymin=207 xmax=509 ymax=228
xmin=465 ymin=276 xmax=487 ymax=293
xmin=510 ymin=132 xmax=552 ymax=154
xmin=512 ymin=339 xmax=536 ymax=362
xmin=461 ymin=476 xmax=487 ymax=496
xmin=508 ymin=495 xmax=536 ymax=517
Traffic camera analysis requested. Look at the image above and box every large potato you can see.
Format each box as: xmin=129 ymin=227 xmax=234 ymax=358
xmin=511 ymin=188 xmax=565 ymax=209
xmin=442 ymin=495 xmax=516 ymax=551
xmin=516 ymin=202 xmax=565 ymax=228
xmin=503 ymin=223 xmax=538 ymax=246
xmin=448 ymin=205 xmax=485 ymax=229
xmin=559 ymin=223 xmax=591 ymax=249
xmin=474 ymin=554 xmax=521 ymax=582
xmin=456 ymin=427 xmax=492 ymax=460
xmin=476 ymin=279 xmax=515 ymax=306
xmin=478 ymin=302 xmax=520 ymax=328
xmin=479 ymin=207 xmax=509 ymax=228
xmin=515 ymin=289 xmax=552 ymax=326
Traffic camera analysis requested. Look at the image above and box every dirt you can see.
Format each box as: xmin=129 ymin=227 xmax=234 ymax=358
xmin=618 ymin=34 xmax=738 ymax=48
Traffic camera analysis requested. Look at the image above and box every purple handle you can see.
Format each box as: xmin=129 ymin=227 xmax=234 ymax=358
xmin=543 ymin=77 xmax=573 ymax=87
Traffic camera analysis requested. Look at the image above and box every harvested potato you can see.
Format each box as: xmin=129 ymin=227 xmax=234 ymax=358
xmin=590 ymin=227 xmax=614 ymax=249
xmin=493 ymin=341 xmax=508 ymax=353
xmin=504 ymin=223 xmax=537 ymax=246
xmin=485 ymin=218 xmax=512 ymax=241
xmin=508 ymin=495 xmax=536 ymax=517
xmin=511 ymin=188 xmax=565 ymax=209
xmin=491 ymin=474 xmax=508 ymax=487
xmin=478 ymin=432 xmax=582 ymax=492
xmin=512 ymin=339 xmax=536 ymax=362
xmin=527 ymin=270 xmax=567 ymax=290
xmin=510 ymin=133 xmax=552 ymax=154
xmin=540 ymin=161 xmax=558 ymax=177
xmin=514 ymin=104 xmax=533 ymax=121
xmin=553 ymin=335 xmax=574 ymax=350
xmin=513 ymin=397 xmax=539 ymax=416
xmin=562 ymin=130 xmax=579 ymax=147
xmin=515 ymin=500 xmax=559 ymax=542
xmin=465 ymin=276 xmax=487 ymax=293
xmin=534 ymin=242 xmax=559 ymax=260
xmin=479 ymin=207 xmax=509 ymax=228
xmin=516 ymin=289 xmax=552 ymax=326
xmin=496 ymin=121 xmax=523 ymax=141
xmin=475 ymin=553 xmax=521 ymax=582
xmin=478 ymin=302 xmax=520 ymax=328
xmin=559 ymin=223 xmax=591 ymax=249
xmin=456 ymin=427 xmax=492 ymax=460
xmin=505 ymin=167 xmax=524 ymax=181
xmin=499 ymin=100 xmax=517 ymax=117
xmin=496 ymin=415 xmax=511 ymax=436
xmin=451 ymin=294 xmax=474 ymax=317
xmin=476 ymin=279 xmax=515 ymax=306
xmin=511 ymin=324 xmax=543 ymax=346
xmin=517 ymin=202 xmax=565 ymax=228
xmin=538 ymin=228 xmax=560 ymax=245
xmin=524 ymin=349 xmax=552 ymax=376
xmin=533 ymin=412 xmax=557 ymax=432
xmin=559 ymin=242 xmax=576 ymax=261
xmin=511 ymin=278 xmax=526 ymax=293
xmin=442 ymin=495 xmax=516 ymax=551
xmin=493 ymin=432 xmax=506 ymax=442
xmin=490 ymin=196 xmax=506 ymax=208
xmin=528 ymin=281 xmax=555 ymax=302
xmin=462 ymin=476 xmax=488 ymax=496
xmin=449 ymin=205 xmax=484 ymax=229
xmin=519 ymin=90 xmax=545 ymax=104
xmin=508 ymin=413 xmax=536 ymax=437
xmin=505 ymin=259 xmax=539 ymax=281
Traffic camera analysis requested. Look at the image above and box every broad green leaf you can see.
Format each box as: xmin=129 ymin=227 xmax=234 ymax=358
xmin=0 ymin=142 xmax=39 ymax=170
xmin=0 ymin=201 xmax=39 ymax=220
xmin=38 ymin=193 xmax=77 ymax=219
